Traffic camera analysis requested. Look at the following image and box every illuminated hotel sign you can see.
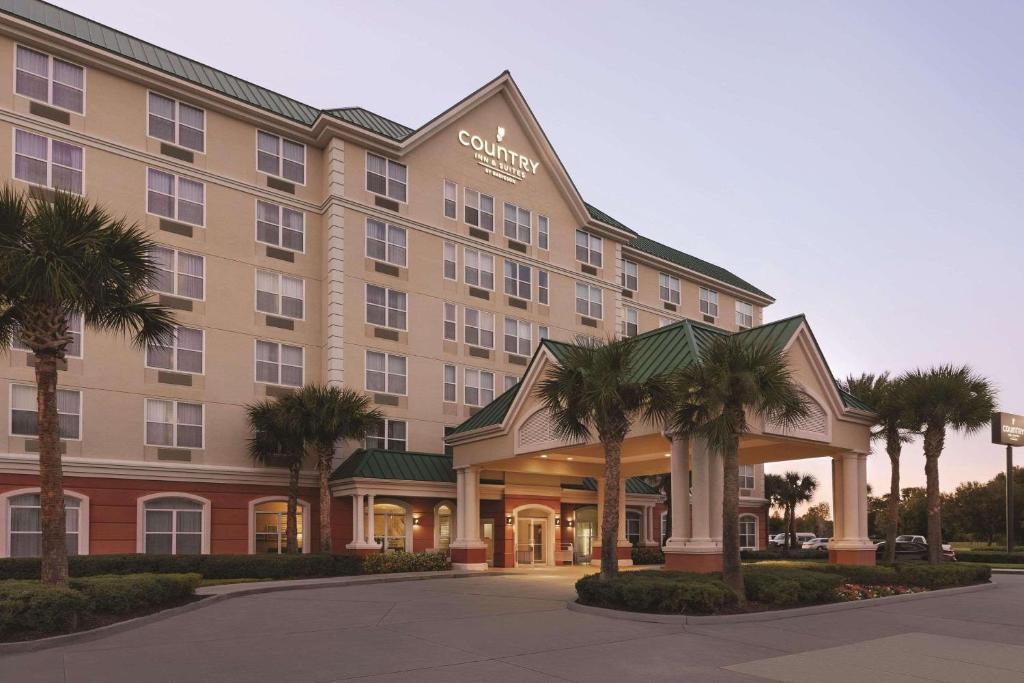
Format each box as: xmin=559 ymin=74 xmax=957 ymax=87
xmin=458 ymin=126 xmax=540 ymax=184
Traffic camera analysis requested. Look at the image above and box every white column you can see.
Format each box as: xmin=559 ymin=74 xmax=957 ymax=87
xmin=666 ymin=434 xmax=690 ymax=547
xmin=832 ymin=456 xmax=846 ymax=539
xmin=324 ymin=139 xmax=346 ymax=386
xmin=690 ymin=439 xmax=711 ymax=542
xmin=708 ymin=448 xmax=724 ymax=543
xmin=842 ymin=453 xmax=861 ymax=542
xmin=365 ymin=494 xmax=376 ymax=545
xmin=617 ymin=477 xmax=629 ymax=545
xmin=354 ymin=495 xmax=364 ymax=545
xmin=465 ymin=468 xmax=480 ymax=542
xmin=454 ymin=468 xmax=467 ymax=544
xmin=856 ymin=453 xmax=868 ymax=540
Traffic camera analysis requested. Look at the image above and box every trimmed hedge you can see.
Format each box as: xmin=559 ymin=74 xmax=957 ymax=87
xmin=741 ymin=549 xmax=824 ymax=562
xmin=743 ymin=567 xmax=842 ymax=606
xmin=362 ymin=551 xmax=450 ymax=574
xmin=631 ymin=546 xmax=665 ymax=565
xmin=576 ymin=570 xmax=738 ymax=615
xmin=956 ymin=551 xmax=1024 ymax=565
xmin=893 ymin=563 xmax=991 ymax=588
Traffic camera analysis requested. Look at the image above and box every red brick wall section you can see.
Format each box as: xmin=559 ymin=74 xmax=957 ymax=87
xmin=480 ymin=499 xmax=505 ymax=567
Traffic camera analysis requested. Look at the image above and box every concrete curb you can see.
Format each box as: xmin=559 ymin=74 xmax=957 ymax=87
xmin=566 ymin=581 xmax=999 ymax=625
xmin=0 ymin=570 xmax=504 ymax=655
xmin=991 ymin=568 xmax=1024 ymax=575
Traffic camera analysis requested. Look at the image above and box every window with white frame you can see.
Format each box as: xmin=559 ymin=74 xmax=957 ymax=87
xmin=256 ymin=200 xmax=304 ymax=252
xmin=575 ymin=230 xmax=602 ymax=267
xmin=256 ymin=270 xmax=304 ymax=319
xmin=661 ymin=511 xmax=669 ymax=545
xmin=621 ymin=259 xmax=638 ymax=291
xmin=503 ymin=202 xmax=531 ymax=243
xmin=255 ymin=340 xmax=303 ymax=387
xmin=366 ymin=152 xmax=407 ymax=202
xmin=143 ymin=497 xmax=203 ymax=554
xmin=147 ymin=168 xmax=204 ymax=226
xmin=11 ymin=385 xmax=80 ymax=440
xmin=736 ymin=301 xmax=754 ymax=329
xmin=659 ymin=317 xmax=673 ymax=328
xmin=6 ymin=492 xmax=82 ymax=557
xmin=538 ymin=270 xmax=549 ymax=305
xmin=538 ymin=325 xmax=549 ymax=340
xmin=504 ymin=375 xmax=519 ymax=392
xmin=13 ymin=312 xmax=82 ymax=358
xmin=538 ymin=215 xmax=549 ymax=250
xmin=464 ymin=248 xmax=494 ymax=290
xmin=150 ymin=246 xmax=204 ymax=300
xmin=145 ymin=325 xmax=203 ymax=374
xmin=257 ymin=131 xmax=305 ymax=184
xmin=14 ymin=129 xmax=83 ymax=194
xmin=464 ymin=308 xmax=494 ymax=349
xmin=443 ymin=180 xmax=457 ymax=219
xmin=504 ymin=260 xmax=531 ymax=300
xmin=443 ymin=302 xmax=457 ymax=342
xmin=365 ymin=351 xmax=407 ymax=395
xmin=464 ymin=188 xmax=494 ymax=231
xmin=575 ymin=283 xmax=603 ymax=319
xmin=504 ymin=317 xmax=531 ymax=356
xmin=365 ymin=284 xmax=407 ymax=330
xmin=443 ymin=364 xmax=457 ymax=402
xmin=442 ymin=241 xmax=457 ymax=280
xmin=659 ymin=273 xmax=681 ymax=305
xmin=739 ymin=464 xmax=755 ymax=490
xmin=623 ymin=307 xmax=639 ymax=338
xmin=365 ymin=419 xmax=407 ymax=451
xmin=148 ymin=92 xmax=204 ymax=152
xmin=366 ymin=219 xmax=407 ymax=267
xmin=626 ymin=510 xmax=642 ymax=546
xmin=464 ymin=368 xmax=494 ymax=407
xmin=739 ymin=514 xmax=757 ymax=550
xmin=700 ymin=287 xmax=720 ymax=318
xmin=15 ymin=45 xmax=84 ymax=114
xmin=145 ymin=399 xmax=203 ymax=448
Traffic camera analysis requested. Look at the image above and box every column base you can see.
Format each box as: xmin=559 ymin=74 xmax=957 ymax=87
xmin=663 ymin=550 xmax=723 ymax=573
xmin=343 ymin=544 xmax=381 ymax=557
xmin=451 ymin=543 xmax=487 ymax=567
xmin=828 ymin=545 xmax=876 ymax=566
xmin=591 ymin=545 xmax=635 ymax=566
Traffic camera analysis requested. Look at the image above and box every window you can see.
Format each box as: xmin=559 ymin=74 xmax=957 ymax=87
xmin=504 ymin=375 xmax=519 ymax=392
xmin=11 ymin=385 xmax=80 ymax=440
xmin=442 ymin=241 xmax=457 ymax=280
xmin=739 ymin=515 xmax=758 ymax=551
xmin=538 ymin=215 xmax=549 ymax=250
xmin=365 ymin=284 xmax=407 ymax=330
xmin=464 ymin=188 xmax=494 ymax=231
xmin=146 ymin=325 xmax=204 ymax=374
xmin=464 ymin=308 xmax=494 ymax=349
xmin=6 ymin=492 xmax=83 ymax=557
xmin=659 ymin=317 xmax=673 ymax=328
xmin=366 ymin=153 xmax=407 ymax=202
xmin=659 ymin=273 xmax=681 ymax=305
xmin=13 ymin=312 xmax=82 ymax=358
xmin=538 ymin=325 xmax=549 ymax=340
xmin=15 ymin=45 xmax=84 ymax=113
xmin=254 ymin=500 xmax=304 ymax=554
xmin=14 ymin=129 xmax=83 ymax=194
xmin=145 ymin=400 xmax=203 ymax=448
xmin=365 ymin=419 xmax=407 ymax=451
xmin=575 ymin=230 xmax=602 ymax=267
xmin=443 ymin=180 xmax=457 ymax=219
xmin=503 ymin=202 xmax=531 ymax=243
xmin=373 ymin=502 xmax=408 ymax=550
xmin=575 ymin=283 xmax=603 ymax=319
xmin=255 ymin=340 xmax=303 ymax=387
xmin=621 ymin=259 xmax=638 ymax=291
xmin=504 ymin=317 xmax=531 ymax=356
xmin=256 ymin=200 xmax=304 ymax=252
xmin=443 ymin=364 xmax=457 ymax=402
xmin=464 ymin=368 xmax=495 ymax=407
xmin=148 ymin=92 xmax=204 ymax=152
xmin=443 ymin=302 xmax=458 ymax=341
xmin=504 ymin=260 xmax=531 ymax=300
xmin=256 ymin=270 xmax=304 ymax=319
xmin=623 ymin=307 xmax=639 ymax=338
xmin=661 ymin=511 xmax=669 ymax=545
xmin=257 ymin=131 xmax=305 ymax=183
xmin=143 ymin=497 xmax=203 ymax=554
xmin=147 ymin=168 xmax=204 ymax=226
xmin=365 ymin=351 xmax=407 ymax=395
xmin=700 ymin=287 xmax=720 ymax=318
xmin=736 ymin=301 xmax=754 ymax=329
xmin=626 ymin=510 xmax=642 ymax=546
xmin=739 ymin=464 xmax=755 ymax=490
xmin=464 ymin=248 xmax=494 ymax=290
xmin=538 ymin=270 xmax=549 ymax=305
xmin=435 ymin=502 xmax=454 ymax=550
xmin=151 ymin=246 xmax=204 ymax=300
xmin=366 ymin=219 xmax=407 ymax=267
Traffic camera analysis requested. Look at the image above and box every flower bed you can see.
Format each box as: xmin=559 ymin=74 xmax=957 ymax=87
xmin=834 ymin=583 xmax=926 ymax=601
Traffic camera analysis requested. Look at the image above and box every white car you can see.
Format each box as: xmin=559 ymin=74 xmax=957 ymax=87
xmin=770 ymin=532 xmax=815 ymax=547
xmin=801 ymin=537 xmax=831 ymax=553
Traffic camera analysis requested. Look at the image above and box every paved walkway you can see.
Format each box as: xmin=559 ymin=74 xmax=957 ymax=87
xmin=3 ymin=571 xmax=1023 ymax=682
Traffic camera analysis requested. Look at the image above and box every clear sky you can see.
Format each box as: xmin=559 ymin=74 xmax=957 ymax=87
xmin=54 ymin=0 xmax=1024 ymax=508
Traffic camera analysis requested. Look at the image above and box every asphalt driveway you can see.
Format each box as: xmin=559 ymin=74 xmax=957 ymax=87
xmin=2 ymin=570 xmax=1023 ymax=682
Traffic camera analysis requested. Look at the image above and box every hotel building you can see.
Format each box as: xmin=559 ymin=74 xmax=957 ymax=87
xmin=0 ymin=0 xmax=877 ymax=570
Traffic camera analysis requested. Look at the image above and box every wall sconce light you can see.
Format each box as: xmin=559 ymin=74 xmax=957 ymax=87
xmin=567 ymin=519 xmax=575 ymax=528
xmin=555 ymin=517 xmax=561 ymax=526
xmin=413 ymin=517 xmax=420 ymax=526
xmin=505 ymin=516 xmax=514 ymax=525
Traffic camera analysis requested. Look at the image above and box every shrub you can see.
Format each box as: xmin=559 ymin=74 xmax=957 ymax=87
xmin=743 ymin=567 xmax=842 ymax=606
xmin=894 ymin=563 xmax=991 ymax=589
xmin=69 ymin=574 xmax=201 ymax=614
xmin=0 ymin=581 xmax=88 ymax=637
xmin=575 ymin=571 xmax=738 ymax=615
xmin=799 ymin=563 xmax=900 ymax=585
xmin=955 ymin=552 xmax=1024 ymax=565
xmin=631 ymin=546 xmax=665 ymax=565
xmin=362 ymin=550 xmax=450 ymax=574
xmin=741 ymin=549 xmax=823 ymax=562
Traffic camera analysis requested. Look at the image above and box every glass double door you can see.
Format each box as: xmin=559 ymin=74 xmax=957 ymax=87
xmin=516 ymin=517 xmax=546 ymax=565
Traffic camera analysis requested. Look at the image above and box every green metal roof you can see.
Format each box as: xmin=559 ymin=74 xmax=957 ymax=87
xmin=626 ymin=235 xmax=771 ymax=300
xmin=323 ymin=107 xmax=415 ymax=141
xmin=330 ymin=449 xmax=456 ymax=483
xmin=562 ymin=477 xmax=660 ymax=495
xmin=584 ymin=203 xmax=637 ymax=236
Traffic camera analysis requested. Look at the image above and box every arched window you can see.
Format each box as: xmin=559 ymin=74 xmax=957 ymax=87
xmin=625 ymin=509 xmax=642 ymax=546
xmin=1 ymin=489 xmax=88 ymax=557
xmin=739 ymin=514 xmax=758 ymax=551
xmin=433 ymin=501 xmax=455 ymax=551
xmin=138 ymin=494 xmax=210 ymax=554
xmin=251 ymin=498 xmax=309 ymax=554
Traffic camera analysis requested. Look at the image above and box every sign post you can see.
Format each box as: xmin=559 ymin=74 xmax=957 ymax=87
xmin=992 ymin=412 xmax=1023 ymax=552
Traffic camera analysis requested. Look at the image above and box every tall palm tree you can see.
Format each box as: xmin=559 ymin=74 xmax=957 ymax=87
xmin=839 ymin=373 xmax=912 ymax=563
xmin=536 ymin=337 xmax=672 ymax=580
xmin=282 ymin=385 xmax=382 ymax=552
xmin=247 ymin=398 xmax=307 ymax=554
xmin=669 ymin=337 xmax=807 ymax=598
xmin=774 ymin=471 xmax=817 ymax=552
xmin=901 ymin=365 xmax=995 ymax=563
xmin=0 ymin=188 xmax=176 ymax=584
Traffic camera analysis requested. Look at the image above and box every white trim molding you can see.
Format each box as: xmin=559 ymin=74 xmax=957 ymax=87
xmin=135 ymin=491 xmax=212 ymax=555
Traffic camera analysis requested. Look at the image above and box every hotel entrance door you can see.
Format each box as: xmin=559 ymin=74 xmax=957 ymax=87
xmin=515 ymin=517 xmax=546 ymax=566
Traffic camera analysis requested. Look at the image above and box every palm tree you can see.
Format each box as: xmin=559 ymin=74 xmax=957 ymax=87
xmin=281 ymin=385 xmax=383 ymax=552
xmin=839 ymin=373 xmax=911 ymax=563
xmin=771 ymin=471 xmax=817 ymax=552
xmin=901 ymin=365 xmax=995 ymax=563
xmin=669 ymin=337 xmax=807 ymax=598
xmin=0 ymin=189 xmax=176 ymax=584
xmin=536 ymin=337 xmax=672 ymax=580
xmin=247 ymin=398 xmax=307 ymax=553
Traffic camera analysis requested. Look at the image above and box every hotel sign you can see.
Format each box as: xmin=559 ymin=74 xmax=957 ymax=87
xmin=992 ymin=412 xmax=1024 ymax=446
xmin=458 ymin=126 xmax=540 ymax=185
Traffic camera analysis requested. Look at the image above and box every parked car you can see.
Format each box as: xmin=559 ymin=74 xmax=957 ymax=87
xmin=894 ymin=535 xmax=955 ymax=554
xmin=801 ymin=537 xmax=831 ymax=553
xmin=769 ymin=532 xmax=816 ymax=547
xmin=875 ymin=541 xmax=957 ymax=562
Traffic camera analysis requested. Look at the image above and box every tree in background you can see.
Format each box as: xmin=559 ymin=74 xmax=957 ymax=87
xmin=899 ymin=487 xmax=929 ymax=538
xmin=765 ymin=471 xmax=817 ymax=553
xmin=799 ymin=502 xmax=832 ymax=538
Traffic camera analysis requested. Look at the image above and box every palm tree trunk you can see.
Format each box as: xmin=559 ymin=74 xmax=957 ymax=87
xmin=787 ymin=505 xmax=797 ymax=553
xmin=35 ymin=353 xmax=68 ymax=585
xmin=317 ymin=448 xmax=332 ymax=553
xmin=600 ymin=439 xmax=622 ymax=581
xmin=780 ymin=507 xmax=790 ymax=557
xmin=923 ymin=424 xmax=945 ymax=564
xmin=721 ymin=435 xmax=743 ymax=599
xmin=286 ymin=460 xmax=300 ymax=554
xmin=885 ymin=427 xmax=901 ymax=563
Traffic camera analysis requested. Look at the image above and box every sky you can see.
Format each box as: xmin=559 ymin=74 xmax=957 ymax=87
xmin=54 ymin=0 xmax=1024 ymax=508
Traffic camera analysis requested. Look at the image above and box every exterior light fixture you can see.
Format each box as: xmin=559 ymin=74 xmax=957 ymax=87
xmin=540 ymin=454 xmax=548 ymax=458
xmin=505 ymin=516 xmax=514 ymax=525
xmin=566 ymin=457 xmax=573 ymax=461
xmin=567 ymin=519 xmax=575 ymax=528
xmin=555 ymin=516 xmax=561 ymax=526
xmin=413 ymin=517 xmax=420 ymax=526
